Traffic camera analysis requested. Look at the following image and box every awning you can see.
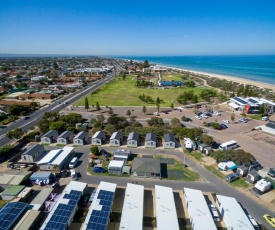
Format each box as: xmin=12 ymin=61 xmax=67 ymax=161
xmin=229 ymin=102 xmax=240 ymax=109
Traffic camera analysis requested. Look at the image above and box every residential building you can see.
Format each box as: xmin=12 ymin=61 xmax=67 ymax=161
xmin=132 ymin=158 xmax=161 ymax=178
xmin=108 ymin=160 xmax=124 ymax=175
xmin=145 ymin=133 xmax=157 ymax=148
xmin=163 ymin=133 xmax=176 ymax=149
xmin=21 ymin=144 xmax=44 ymax=162
xmin=57 ymin=130 xmax=74 ymax=145
xmin=110 ymin=131 xmax=123 ymax=147
xmin=73 ymin=131 xmax=89 ymax=145
xmin=91 ymin=131 xmax=106 ymax=145
xmin=127 ymin=132 xmax=139 ymax=148
xmin=113 ymin=149 xmax=131 ymax=161
xmin=41 ymin=130 xmax=58 ymax=144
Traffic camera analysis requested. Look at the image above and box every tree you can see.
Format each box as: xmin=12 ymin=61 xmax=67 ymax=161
xmin=53 ymin=62 xmax=59 ymax=70
xmin=49 ymin=121 xmax=68 ymax=133
xmin=97 ymin=114 xmax=105 ymax=126
xmin=59 ymin=113 xmax=83 ymax=126
xmin=241 ymin=112 xmax=247 ymax=118
xmin=258 ymin=104 xmax=265 ymax=115
xmin=96 ymin=102 xmax=101 ymax=113
xmin=0 ymin=145 xmax=13 ymax=159
xmin=200 ymin=89 xmax=217 ymax=102
xmin=90 ymin=146 xmax=100 ymax=156
xmin=105 ymin=124 xmax=117 ymax=135
xmin=156 ymin=97 xmax=161 ymax=105
xmin=201 ymin=134 xmax=214 ymax=146
xmin=142 ymin=106 xmax=147 ymax=114
xmin=171 ymin=118 xmax=181 ymax=128
xmin=6 ymin=128 xmax=24 ymax=139
xmin=171 ymin=103 xmax=174 ymax=110
xmin=85 ymin=97 xmax=89 ymax=111
xmin=243 ymin=85 xmax=250 ymax=97
xmin=108 ymin=107 xmax=114 ymax=116
xmin=126 ymin=110 xmax=131 ymax=118
xmin=192 ymin=95 xmax=199 ymax=103
xmin=143 ymin=60 xmax=150 ymax=68
xmin=231 ymin=113 xmax=235 ymax=123
xmin=156 ymin=104 xmax=160 ymax=112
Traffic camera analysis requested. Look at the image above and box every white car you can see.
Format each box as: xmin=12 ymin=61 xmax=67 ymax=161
xmin=223 ymin=120 xmax=230 ymax=124
xmin=209 ymin=204 xmax=220 ymax=222
xmin=200 ymin=114 xmax=208 ymax=118
xmin=239 ymin=118 xmax=248 ymax=123
xmin=213 ymin=111 xmax=221 ymax=116
xmin=262 ymin=116 xmax=269 ymax=121
xmin=154 ymin=112 xmax=160 ymax=116
xmin=195 ymin=115 xmax=202 ymax=120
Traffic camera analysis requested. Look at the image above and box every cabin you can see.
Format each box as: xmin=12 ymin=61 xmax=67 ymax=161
xmin=110 ymin=131 xmax=123 ymax=147
xmin=127 ymin=132 xmax=139 ymax=148
xmin=236 ymin=166 xmax=249 ymax=177
xmin=41 ymin=130 xmax=58 ymax=144
xmin=163 ymin=133 xmax=176 ymax=149
xmin=246 ymin=170 xmax=260 ymax=184
xmin=145 ymin=133 xmax=157 ymax=148
xmin=91 ymin=131 xmax=106 ymax=146
xmin=57 ymin=131 xmax=74 ymax=145
xmin=21 ymin=144 xmax=44 ymax=163
xmin=73 ymin=131 xmax=89 ymax=146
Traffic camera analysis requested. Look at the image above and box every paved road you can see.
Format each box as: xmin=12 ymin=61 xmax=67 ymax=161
xmin=0 ymin=67 xmax=122 ymax=146
xmin=45 ymin=145 xmax=274 ymax=229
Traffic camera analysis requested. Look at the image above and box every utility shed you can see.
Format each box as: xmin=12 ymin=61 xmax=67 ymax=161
xmin=13 ymin=210 xmax=40 ymax=230
xmin=155 ymin=185 xmax=179 ymax=230
xmin=216 ymin=195 xmax=254 ymax=230
xmin=1 ymin=185 xmax=25 ymax=200
xmin=81 ymin=181 xmax=117 ymax=230
xmin=184 ymin=188 xmax=217 ymax=230
xmin=119 ymin=183 xmax=144 ymax=230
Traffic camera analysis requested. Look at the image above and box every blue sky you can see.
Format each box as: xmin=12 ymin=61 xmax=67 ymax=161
xmin=0 ymin=0 xmax=275 ymax=55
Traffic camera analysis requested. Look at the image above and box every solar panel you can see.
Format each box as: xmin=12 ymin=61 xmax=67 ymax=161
xmin=86 ymin=190 xmax=115 ymax=230
xmin=233 ymin=97 xmax=248 ymax=105
xmin=44 ymin=190 xmax=82 ymax=230
xmin=0 ymin=202 xmax=28 ymax=230
xmin=248 ymin=98 xmax=259 ymax=104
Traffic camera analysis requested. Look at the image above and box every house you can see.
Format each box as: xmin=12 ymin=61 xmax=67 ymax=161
xmin=21 ymin=144 xmax=44 ymax=163
xmin=164 ymin=133 xmax=176 ymax=149
xmin=0 ymin=171 xmax=32 ymax=187
xmin=145 ymin=133 xmax=157 ymax=148
xmin=127 ymin=132 xmax=139 ymax=148
xmin=57 ymin=130 xmax=74 ymax=145
xmin=198 ymin=143 xmax=213 ymax=156
xmin=113 ymin=149 xmax=131 ymax=161
xmin=108 ymin=160 xmax=124 ymax=175
xmin=73 ymin=131 xmax=89 ymax=145
xmin=132 ymin=158 xmax=161 ymax=178
xmin=37 ymin=146 xmax=74 ymax=171
xmin=237 ymin=166 xmax=249 ymax=177
xmin=110 ymin=131 xmax=123 ymax=147
xmin=246 ymin=170 xmax=260 ymax=184
xmin=91 ymin=131 xmax=106 ymax=145
xmin=41 ymin=130 xmax=58 ymax=144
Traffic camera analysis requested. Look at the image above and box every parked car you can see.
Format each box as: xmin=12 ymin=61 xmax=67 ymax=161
xmin=226 ymin=174 xmax=239 ymax=183
xmin=239 ymin=118 xmax=248 ymax=123
xmin=200 ymin=114 xmax=209 ymax=118
xmin=93 ymin=167 xmax=106 ymax=173
xmin=80 ymin=194 xmax=90 ymax=207
xmin=262 ymin=116 xmax=269 ymax=121
xmin=213 ymin=111 xmax=221 ymax=116
xmin=23 ymin=116 xmax=30 ymax=120
xmin=247 ymin=214 xmax=260 ymax=230
xmin=268 ymin=168 xmax=275 ymax=178
xmin=195 ymin=115 xmax=202 ymax=120
xmin=263 ymin=214 xmax=275 ymax=228
xmin=154 ymin=112 xmax=160 ymax=116
xmin=100 ymin=149 xmax=111 ymax=157
xmin=209 ymin=204 xmax=220 ymax=222
xmin=220 ymin=124 xmax=228 ymax=130
xmin=89 ymin=189 xmax=97 ymax=205
xmin=223 ymin=120 xmax=230 ymax=124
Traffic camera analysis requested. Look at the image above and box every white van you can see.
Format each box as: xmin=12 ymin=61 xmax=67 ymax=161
xmin=69 ymin=157 xmax=78 ymax=168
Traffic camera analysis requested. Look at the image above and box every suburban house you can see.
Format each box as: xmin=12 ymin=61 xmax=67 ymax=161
xmin=145 ymin=133 xmax=157 ymax=148
xmin=21 ymin=144 xmax=45 ymax=163
xmin=91 ymin=131 xmax=106 ymax=146
xmin=73 ymin=131 xmax=89 ymax=146
xmin=110 ymin=131 xmax=123 ymax=147
xmin=38 ymin=146 xmax=74 ymax=171
xmin=127 ymin=132 xmax=139 ymax=148
xmin=108 ymin=160 xmax=124 ymax=175
xmin=163 ymin=133 xmax=176 ymax=149
xmin=132 ymin=158 xmax=161 ymax=178
xmin=41 ymin=130 xmax=58 ymax=144
xmin=57 ymin=131 xmax=74 ymax=145
xmin=113 ymin=149 xmax=131 ymax=161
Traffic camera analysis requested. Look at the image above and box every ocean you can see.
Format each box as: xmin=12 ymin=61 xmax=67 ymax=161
xmin=113 ymin=55 xmax=275 ymax=85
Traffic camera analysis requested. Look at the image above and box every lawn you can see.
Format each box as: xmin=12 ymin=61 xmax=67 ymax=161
xmin=161 ymin=74 xmax=186 ymax=81
xmin=247 ymin=115 xmax=262 ymax=120
xmin=167 ymin=161 xmax=201 ymax=181
xmin=204 ymin=165 xmax=225 ymax=179
xmin=231 ymin=179 xmax=250 ymax=189
xmin=76 ymin=76 xmax=205 ymax=107
xmin=0 ymin=200 xmax=9 ymax=208
xmin=184 ymin=149 xmax=203 ymax=161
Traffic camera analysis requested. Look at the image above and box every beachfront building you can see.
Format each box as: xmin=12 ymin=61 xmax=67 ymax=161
xmin=155 ymin=185 xmax=179 ymax=230
xmin=119 ymin=183 xmax=144 ymax=230
xmin=216 ymin=195 xmax=254 ymax=230
xmin=229 ymin=96 xmax=275 ymax=114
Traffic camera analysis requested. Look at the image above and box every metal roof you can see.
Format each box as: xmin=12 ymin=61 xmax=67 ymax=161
xmin=132 ymin=158 xmax=160 ymax=174
xmin=57 ymin=130 xmax=73 ymax=139
xmin=145 ymin=133 xmax=156 ymax=142
xmin=232 ymin=97 xmax=248 ymax=105
xmin=108 ymin=160 xmax=124 ymax=169
xmin=92 ymin=130 xmax=105 ymax=139
xmin=13 ymin=210 xmax=40 ymax=230
xmin=74 ymin=131 xmax=88 ymax=139
xmin=184 ymin=188 xmax=217 ymax=230
xmin=155 ymin=185 xmax=179 ymax=230
xmin=1 ymin=185 xmax=25 ymax=196
xmin=110 ymin=131 xmax=123 ymax=140
xmin=216 ymin=195 xmax=254 ymax=230
xmin=127 ymin=132 xmax=139 ymax=141
xmin=22 ymin=144 xmax=43 ymax=156
xmin=164 ymin=133 xmax=175 ymax=142
xmin=42 ymin=130 xmax=58 ymax=138
xmin=30 ymin=188 xmax=53 ymax=210
xmin=119 ymin=183 xmax=144 ymax=230
xmin=38 ymin=147 xmax=74 ymax=166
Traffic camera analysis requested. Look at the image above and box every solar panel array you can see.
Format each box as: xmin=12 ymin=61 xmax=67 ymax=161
xmin=0 ymin=202 xmax=28 ymax=230
xmin=44 ymin=190 xmax=82 ymax=230
xmin=248 ymin=98 xmax=259 ymax=104
xmin=233 ymin=97 xmax=248 ymax=105
xmin=86 ymin=190 xmax=115 ymax=230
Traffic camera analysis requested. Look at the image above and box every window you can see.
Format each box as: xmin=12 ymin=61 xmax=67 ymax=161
xmin=23 ymin=156 xmax=27 ymax=161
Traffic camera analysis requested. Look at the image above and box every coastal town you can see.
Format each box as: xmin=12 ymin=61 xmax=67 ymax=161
xmin=0 ymin=57 xmax=274 ymax=230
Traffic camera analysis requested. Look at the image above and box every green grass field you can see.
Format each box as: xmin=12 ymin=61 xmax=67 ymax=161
xmin=77 ymin=76 xmax=205 ymax=106
xmin=161 ymin=74 xmax=185 ymax=81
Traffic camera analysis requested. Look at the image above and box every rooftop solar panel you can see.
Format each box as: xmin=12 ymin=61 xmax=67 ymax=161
xmin=86 ymin=190 xmax=115 ymax=230
xmin=0 ymin=202 xmax=28 ymax=230
xmin=233 ymin=97 xmax=248 ymax=105
xmin=248 ymin=98 xmax=259 ymax=104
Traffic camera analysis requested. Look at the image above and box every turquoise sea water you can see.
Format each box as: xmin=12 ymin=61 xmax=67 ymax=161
xmin=114 ymin=55 xmax=275 ymax=85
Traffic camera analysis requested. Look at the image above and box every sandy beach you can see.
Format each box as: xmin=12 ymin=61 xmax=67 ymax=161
xmin=160 ymin=65 xmax=275 ymax=91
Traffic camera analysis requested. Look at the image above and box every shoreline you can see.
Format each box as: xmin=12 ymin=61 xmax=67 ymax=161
xmin=160 ymin=65 xmax=275 ymax=91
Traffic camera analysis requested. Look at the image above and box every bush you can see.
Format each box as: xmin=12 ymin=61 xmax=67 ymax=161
xmin=211 ymin=122 xmax=220 ymax=130
xmin=90 ymin=146 xmax=100 ymax=156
